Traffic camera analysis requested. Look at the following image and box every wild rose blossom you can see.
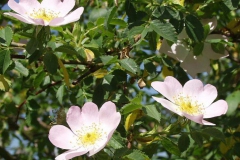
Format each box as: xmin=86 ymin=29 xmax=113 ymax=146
xmin=4 ymin=0 xmax=84 ymax=26
xmin=151 ymin=76 xmax=228 ymax=125
xmin=48 ymin=101 xmax=121 ymax=160
xmin=159 ymin=17 xmax=228 ymax=77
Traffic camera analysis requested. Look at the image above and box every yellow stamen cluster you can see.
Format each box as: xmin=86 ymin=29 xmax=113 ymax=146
xmin=71 ymin=123 xmax=107 ymax=149
xmin=174 ymin=93 xmax=204 ymax=115
xmin=29 ymin=8 xmax=59 ymax=22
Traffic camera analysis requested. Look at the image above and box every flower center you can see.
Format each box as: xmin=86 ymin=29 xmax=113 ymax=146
xmin=29 ymin=8 xmax=59 ymax=22
xmin=73 ymin=123 xmax=107 ymax=149
xmin=174 ymin=93 xmax=204 ymax=115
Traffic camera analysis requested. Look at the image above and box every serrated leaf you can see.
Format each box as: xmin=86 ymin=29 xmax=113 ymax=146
xmin=190 ymin=131 xmax=203 ymax=145
xmin=150 ymin=20 xmax=177 ymax=42
xmin=0 ymin=75 xmax=11 ymax=91
xmin=55 ymin=45 xmax=78 ymax=55
xmin=93 ymin=68 xmax=108 ymax=79
xmin=84 ymin=49 xmax=95 ymax=62
xmin=201 ymin=128 xmax=225 ymax=140
xmin=108 ymin=132 xmax=125 ymax=149
xmin=28 ymin=99 xmax=41 ymax=110
xmin=104 ymin=6 xmax=118 ymax=29
xmin=125 ymin=149 xmax=150 ymax=160
xmin=160 ymin=137 xmax=181 ymax=156
xmin=178 ymin=133 xmax=190 ymax=152
xmin=100 ymin=55 xmax=118 ymax=65
xmin=226 ymin=90 xmax=240 ymax=116
xmin=121 ymin=103 xmax=143 ymax=115
xmin=110 ymin=18 xmax=127 ymax=27
xmin=43 ymin=52 xmax=58 ymax=74
xmin=26 ymin=38 xmax=38 ymax=54
xmin=120 ymin=58 xmax=138 ymax=74
xmin=142 ymin=105 xmax=161 ymax=123
xmin=28 ymin=50 xmax=43 ymax=64
xmin=33 ymin=71 xmax=46 ymax=87
xmin=0 ymin=26 xmax=13 ymax=46
xmin=14 ymin=61 xmax=29 ymax=77
xmin=185 ymin=15 xmax=204 ymax=42
xmin=56 ymin=85 xmax=65 ymax=104
xmin=0 ymin=49 xmax=11 ymax=74
xmin=58 ymin=59 xmax=70 ymax=87
xmin=193 ymin=42 xmax=204 ymax=56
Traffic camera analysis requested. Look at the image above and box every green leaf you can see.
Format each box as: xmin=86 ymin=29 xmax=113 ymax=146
xmin=133 ymin=26 xmax=152 ymax=46
xmin=211 ymin=43 xmax=225 ymax=54
xmin=125 ymin=149 xmax=150 ymax=160
xmin=201 ymin=128 xmax=225 ymax=140
xmin=0 ymin=26 xmax=13 ymax=46
xmin=178 ymin=133 xmax=190 ymax=152
xmin=223 ymin=0 xmax=239 ymax=10
xmin=56 ymin=85 xmax=65 ymax=104
xmin=193 ymin=43 xmax=204 ymax=56
xmin=121 ymin=103 xmax=143 ymax=115
xmin=27 ymin=99 xmax=41 ymax=110
xmin=190 ymin=131 xmax=203 ymax=145
xmin=100 ymin=55 xmax=118 ymax=65
xmin=150 ymin=20 xmax=177 ymax=42
xmin=14 ymin=61 xmax=29 ymax=77
xmin=160 ymin=136 xmax=181 ymax=156
xmin=108 ymin=132 xmax=125 ymax=149
xmin=120 ymin=58 xmax=138 ymax=74
xmin=226 ymin=90 xmax=240 ymax=116
xmin=28 ymin=50 xmax=43 ymax=64
xmin=110 ymin=18 xmax=128 ymax=27
xmin=0 ymin=75 xmax=11 ymax=91
xmin=0 ymin=49 xmax=11 ymax=74
xmin=89 ymin=8 xmax=108 ymax=22
xmin=43 ymin=52 xmax=59 ymax=74
xmin=142 ymin=105 xmax=161 ymax=123
xmin=26 ymin=38 xmax=38 ymax=54
xmin=185 ymin=15 xmax=204 ymax=42
xmin=128 ymin=26 xmax=145 ymax=40
xmin=55 ymin=45 xmax=78 ymax=55
xmin=104 ymin=6 xmax=118 ymax=29
xmin=33 ymin=71 xmax=46 ymax=88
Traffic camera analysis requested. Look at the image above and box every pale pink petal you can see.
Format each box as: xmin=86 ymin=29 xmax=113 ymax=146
xmin=182 ymin=113 xmax=204 ymax=125
xmin=201 ymin=17 xmax=218 ymax=33
xmin=41 ymin=0 xmax=75 ymax=17
xmin=183 ymin=79 xmax=204 ymax=98
xmin=66 ymin=106 xmax=82 ymax=133
xmin=152 ymin=97 xmax=183 ymax=116
xmin=48 ymin=125 xmax=77 ymax=150
xmin=198 ymin=84 xmax=217 ymax=107
xmin=55 ymin=149 xmax=88 ymax=160
xmin=4 ymin=12 xmax=41 ymax=25
xmin=160 ymin=39 xmax=188 ymax=62
xmin=203 ymin=100 xmax=228 ymax=118
xmin=99 ymin=101 xmax=121 ymax=134
xmin=80 ymin=102 xmax=99 ymax=126
xmin=88 ymin=136 xmax=109 ymax=156
xmin=151 ymin=76 xmax=182 ymax=102
xmin=202 ymin=120 xmax=215 ymax=125
xmin=203 ymin=34 xmax=229 ymax=60
xmin=8 ymin=0 xmax=40 ymax=15
xmin=49 ymin=7 xmax=84 ymax=27
xmin=180 ymin=52 xmax=211 ymax=78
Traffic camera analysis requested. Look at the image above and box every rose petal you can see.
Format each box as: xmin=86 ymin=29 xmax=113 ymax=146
xmin=8 ymin=0 xmax=40 ymax=15
xmin=182 ymin=113 xmax=204 ymax=125
xmin=198 ymin=84 xmax=217 ymax=107
xmin=159 ymin=39 xmax=188 ymax=62
xmin=80 ymin=102 xmax=99 ymax=126
xmin=3 ymin=12 xmax=41 ymax=25
xmin=55 ymin=149 xmax=88 ymax=160
xmin=203 ymin=100 xmax=228 ymax=118
xmin=203 ymin=34 xmax=229 ymax=60
xmin=66 ymin=106 xmax=82 ymax=133
xmin=48 ymin=125 xmax=77 ymax=150
xmin=49 ymin=7 xmax=84 ymax=27
xmin=152 ymin=97 xmax=183 ymax=116
xmin=151 ymin=76 xmax=182 ymax=102
xmin=183 ymin=79 xmax=204 ymax=98
xmin=41 ymin=0 xmax=75 ymax=17
xmin=88 ymin=136 xmax=109 ymax=156
xmin=99 ymin=101 xmax=121 ymax=133
xmin=202 ymin=120 xmax=215 ymax=125
xmin=180 ymin=52 xmax=211 ymax=77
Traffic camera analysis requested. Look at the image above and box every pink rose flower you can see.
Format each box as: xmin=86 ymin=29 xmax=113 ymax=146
xmin=4 ymin=0 xmax=84 ymax=26
xmin=151 ymin=76 xmax=228 ymax=125
xmin=49 ymin=101 xmax=121 ymax=160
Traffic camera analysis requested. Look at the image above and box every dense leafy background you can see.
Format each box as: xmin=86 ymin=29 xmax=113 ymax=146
xmin=0 ymin=0 xmax=240 ymax=159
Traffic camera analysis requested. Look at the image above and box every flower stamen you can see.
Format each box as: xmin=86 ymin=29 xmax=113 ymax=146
xmin=29 ymin=8 xmax=59 ymax=22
